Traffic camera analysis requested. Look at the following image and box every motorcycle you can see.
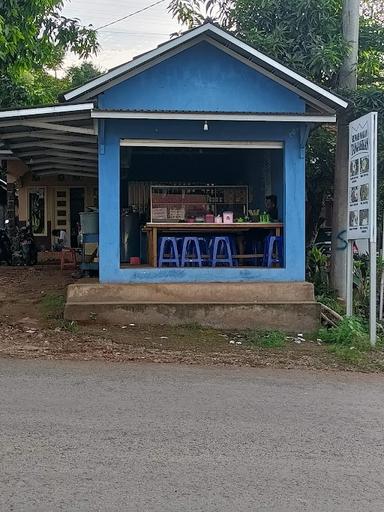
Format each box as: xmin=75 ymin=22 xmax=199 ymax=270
xmin=18 ymin=225 xmax=38 ymax=266
xmin=0 ymin=226 xmax=12 ymax=265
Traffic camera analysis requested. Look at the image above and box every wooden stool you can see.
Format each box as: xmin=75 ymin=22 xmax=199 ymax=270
xmin=60 ymin=248 xmax=77 ymax=271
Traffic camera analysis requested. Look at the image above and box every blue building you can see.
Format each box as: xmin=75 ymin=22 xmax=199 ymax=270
xmin=1 ymin=23 xmax=347 ymax=330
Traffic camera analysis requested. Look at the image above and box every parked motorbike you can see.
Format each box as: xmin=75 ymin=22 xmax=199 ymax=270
xmin=0 ymin=227 xmax=12 ymax=265
xmin=18 ymin=225 xmax=38 ymax=266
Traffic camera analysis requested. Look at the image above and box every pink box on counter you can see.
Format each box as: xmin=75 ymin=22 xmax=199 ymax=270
xmin=205 ymin=214 xmax=214 ymax=223
xmin=223 ymin=211 xmax=233 ymax=223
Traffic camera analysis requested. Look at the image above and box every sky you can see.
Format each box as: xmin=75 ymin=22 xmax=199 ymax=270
xmin=62 ymin=0 xmax=181 ymax=72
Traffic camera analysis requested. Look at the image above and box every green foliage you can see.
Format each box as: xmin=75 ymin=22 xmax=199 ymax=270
xmin=0 ymin=0 xmax=98 ymax=108
xmin=306 ymin=246 xmax=329 ymax=295
xmin=246 ymin=330 xmax=286 ymax=348
xmin=320 ymin=316 xmax=370 ymax=348
xmin=0 ymin=62 xmax=103 ymax=109
xmin=57 ymin=319 xmax=79 ymax=333
xmin=328 ymin=343 xmax=368 ymax=365
xmin=40 ymin=293 xmax=65 ymax=320
xmin=0 ymin=0 xmax=98 ymax=76
xmin=316 ymin=291 xmax=345 ymax=316
xmin=320 ymin=316 xmax=371 ymax=364
xmin=306 ymin=127 xmax=336 ymax=240
xmin=234 ymin=0 xmax=347 ymax=88
xmin=66 ymin=62 xmax=103 ymax=90
xmin=168 ymin=0 xmax=233 ymax=29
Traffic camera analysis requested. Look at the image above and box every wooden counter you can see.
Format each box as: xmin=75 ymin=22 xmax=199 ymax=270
xmin=144 ymin=222 xmax=283 ymax=267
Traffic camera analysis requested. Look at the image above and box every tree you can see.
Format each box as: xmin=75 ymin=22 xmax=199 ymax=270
xmin=66 ymin=62 xmax=103 ymax=90
xmin=168 ymin=0 xmax=233 ymax=28
xmin=0 ymin=0 xmax=98 ymax=76
xmin=0 ymin=0 xmax=98 ymax=108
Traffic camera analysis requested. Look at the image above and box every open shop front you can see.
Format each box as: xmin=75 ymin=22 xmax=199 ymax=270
xmin=119 ymin=141 xmax=284 ymax=270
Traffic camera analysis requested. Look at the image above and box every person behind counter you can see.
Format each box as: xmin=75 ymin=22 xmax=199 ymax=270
xmin=265 ymin=194 xmax=278 ymax=221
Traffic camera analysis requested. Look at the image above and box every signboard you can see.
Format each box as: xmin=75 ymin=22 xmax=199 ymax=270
xmin=346 ymin=112 xmax=378 ymax=346
xmin=347 ymin=112 xmax=378 ymax=241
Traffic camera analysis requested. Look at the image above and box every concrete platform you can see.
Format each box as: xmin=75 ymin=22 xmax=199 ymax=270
xmin=65 ymin=282 xmax=320 ymax=332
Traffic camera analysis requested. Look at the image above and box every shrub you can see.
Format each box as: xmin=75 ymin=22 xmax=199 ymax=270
xmin=319 ymin=316 xmax=370 ymax=351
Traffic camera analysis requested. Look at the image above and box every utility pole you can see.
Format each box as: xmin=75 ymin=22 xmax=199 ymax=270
xmin=330 ymin=0 xmax=360 ymax=298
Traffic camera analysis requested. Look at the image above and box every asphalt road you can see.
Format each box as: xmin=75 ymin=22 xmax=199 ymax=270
xmin=1 ymin=360 xmax=384 ymax=512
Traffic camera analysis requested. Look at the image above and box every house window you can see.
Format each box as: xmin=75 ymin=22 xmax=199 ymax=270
xmin=28 ymin=188 xmax=46 ymax=235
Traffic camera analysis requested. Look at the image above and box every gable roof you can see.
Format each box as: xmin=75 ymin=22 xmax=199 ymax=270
xmin=63 ymin=23 xmax=348 ymax=112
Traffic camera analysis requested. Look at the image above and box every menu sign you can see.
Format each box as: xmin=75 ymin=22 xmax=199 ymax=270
xmin=347 ymin=113 xmax=378 ymax=241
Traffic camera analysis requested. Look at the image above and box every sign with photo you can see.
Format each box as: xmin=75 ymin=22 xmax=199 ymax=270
xmin=347 ymin=112 xmax=378 ymax=241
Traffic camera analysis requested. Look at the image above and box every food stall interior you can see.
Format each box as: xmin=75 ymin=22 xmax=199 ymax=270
xmin=119 ymin=146 xmax=284 ymax=268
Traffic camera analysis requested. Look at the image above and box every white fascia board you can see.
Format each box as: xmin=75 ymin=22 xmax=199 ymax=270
xmin=93 ymin=111 xmax=336 ymax=123
xmin=120 ymin=140 xmax=284 ymax=149
xmin=65 ymin=23 xmax=347 ymax=110
xmin=0 ymin=103 xmax=94 ymax=120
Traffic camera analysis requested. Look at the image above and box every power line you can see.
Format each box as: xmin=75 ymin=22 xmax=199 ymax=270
xmin=96 ymin=0 xmax=167 ymax=31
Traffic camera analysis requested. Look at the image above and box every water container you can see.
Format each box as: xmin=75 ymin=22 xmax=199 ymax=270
xmin=80 ymin=211 xmax=99 ymax=234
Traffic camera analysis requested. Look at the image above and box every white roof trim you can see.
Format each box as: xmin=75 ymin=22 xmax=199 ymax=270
xmin=93 ymin=111 xmax=336 ymax=123
xmin=0 ymin=103 xmax=94 ymax=120
xmin=64 ymin=23 xmax=347 ymax=110
xmin=120 ymin=139 xmax=284 ymax=149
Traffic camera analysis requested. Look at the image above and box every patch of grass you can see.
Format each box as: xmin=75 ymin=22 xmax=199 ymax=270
xmin=246 ymin=330 xmax=286 ymax=348
xmin=328 ymin=344 xmax=368 ymax=365
xmin=320 ymin=316 xmax=373 ymax=366
xmin=57 ymin=319 xmax=79 ymax=333
xmin=40 ymin=293 xmax=66 ymax=320
xmin=319 ymin=316 xmax=370 ymax=350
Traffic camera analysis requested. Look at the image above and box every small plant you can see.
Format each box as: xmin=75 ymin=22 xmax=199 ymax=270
xmin=328 ymin=344 xmax=368 ymax=365
xmin=316 ymin=291 xmax=345 ymax=316
xmin=306 ymin=246 xmax=329 ymax=295
xmin=40 ymin=293 xmax=66 ymax=320
xmin=320 ymin=316 xmax=370 ymax=351
xmin=59 ymin=320 xmax=79 ymax=333
xmin=246 ymin=330 xmax=286 ymax=348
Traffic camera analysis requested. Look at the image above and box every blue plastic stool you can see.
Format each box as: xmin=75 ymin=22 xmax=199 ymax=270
xmin=211 ymin=236 xmax=234 ymax=267
xmin=263 ymin=235 xmax=284 ymax=268
xmin=158 ymin=237 xmax=180 ymax=267
xmin=181 ymin=237 xmax=204 ymax=267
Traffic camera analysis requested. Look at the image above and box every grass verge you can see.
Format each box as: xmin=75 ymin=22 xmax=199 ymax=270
xmin=246 ymin=330 xmax=286 ymax=348
xmin=40 ymin=293 xmax=66 ymax=320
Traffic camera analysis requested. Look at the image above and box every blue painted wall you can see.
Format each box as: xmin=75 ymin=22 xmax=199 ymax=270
xmin=100 ymin=41 xmax=305 ymax=114
xmin=98 ymin=119 xmax=306 ymax=284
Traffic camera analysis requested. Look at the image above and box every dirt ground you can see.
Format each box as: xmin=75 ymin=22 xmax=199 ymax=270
xmin=0 ymin=265 xmax=383 ymax=372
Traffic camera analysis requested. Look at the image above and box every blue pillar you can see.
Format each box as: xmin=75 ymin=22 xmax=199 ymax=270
xmin=98 ymin=123 xmax=121 ymax=283
xmin=284 ymin=129 xmax=306 ymax=280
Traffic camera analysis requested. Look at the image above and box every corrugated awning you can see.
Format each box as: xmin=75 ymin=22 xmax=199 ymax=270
xmin=0 ymin=103 xmax=97 ymax=178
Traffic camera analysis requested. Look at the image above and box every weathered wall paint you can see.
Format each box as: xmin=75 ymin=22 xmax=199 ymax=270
xmin=100 ymin=41 xmax=305 ymax=114
xmin=98 ymin=119 xmax=306 ymax=283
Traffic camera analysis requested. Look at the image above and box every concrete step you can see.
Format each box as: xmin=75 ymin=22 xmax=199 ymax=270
xmin=65 ymin=301 xmax=320 ymax=332
xmin=67 ymin=282 xmax=315 ymax=305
